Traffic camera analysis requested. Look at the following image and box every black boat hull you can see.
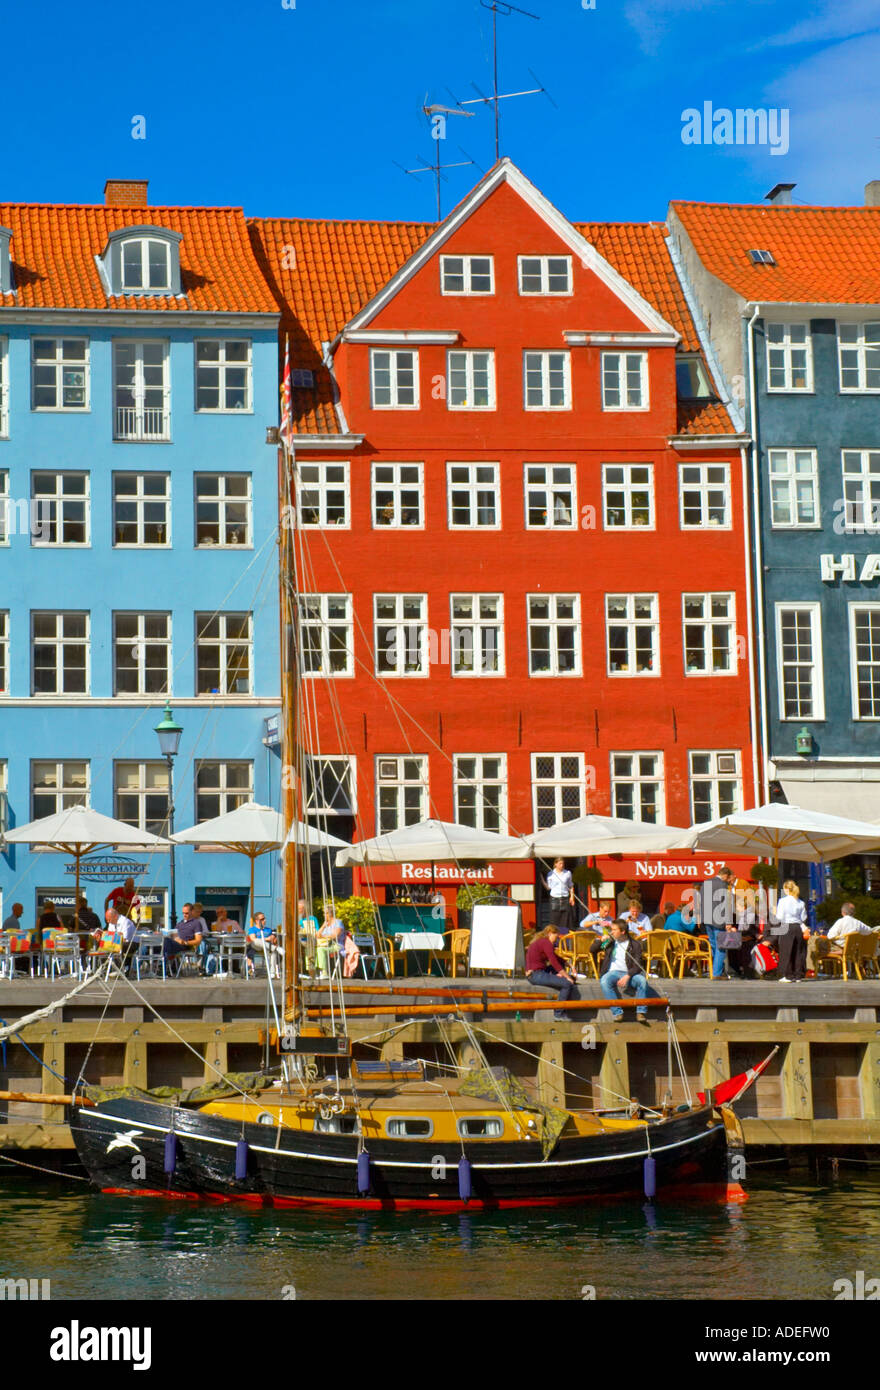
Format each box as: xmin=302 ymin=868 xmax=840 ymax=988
xmin=71 ymin=1098 xmax=741 ymax=1209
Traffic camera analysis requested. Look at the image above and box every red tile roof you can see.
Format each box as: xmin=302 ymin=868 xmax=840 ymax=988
xmin=670 ymin=201 xmax=880 ymax=304
xmin=248 ymin=215 xmax=737 ymax=436
xmin=0 ymin=204 xmax=278 ymax=314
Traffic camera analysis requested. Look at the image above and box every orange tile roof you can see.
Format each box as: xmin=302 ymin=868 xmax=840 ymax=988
xmin=0 ymin=204 xmax=278 ymax=314
xmin=249 ymin=214 xmax=736 ymax=437
xmin=670 ymin=201 xmax=880 ymax=304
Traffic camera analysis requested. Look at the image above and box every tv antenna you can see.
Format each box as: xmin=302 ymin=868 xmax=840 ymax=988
xmin=456 ymin=0 xmax=552 ymax=161
xmin=394 ymin=97 xmax=479 ymax=220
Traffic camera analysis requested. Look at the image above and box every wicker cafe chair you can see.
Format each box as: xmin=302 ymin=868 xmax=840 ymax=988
xmin=644 ymin=929 xmax=676 ymax=979
xmin=446 ymin=928 xmax=471 ymax=978
xmin=558 ymin=930 xmax=599 ymax=979
xmin=859 ymin=933 xmax=880 ymax=979
xmin=376 ymin=933 xmax=402 ymax=979
xmin=825 ymin=932 xmax=874 ymax=982
xmin=670 ymin=932 xmax=712 ymax=979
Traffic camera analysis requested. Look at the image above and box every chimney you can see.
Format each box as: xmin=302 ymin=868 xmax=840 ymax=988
xmin=104 ymin=179 xmax=149 ymax=209
xmin=866 ymin=181 xmax=880 ymax=207
xmin=765 ymin=183 xmax=796 ymax=205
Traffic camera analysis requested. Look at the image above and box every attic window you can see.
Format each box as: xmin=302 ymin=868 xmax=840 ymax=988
xmin=103 ymin=225 xmax=183 ymax=298
xmin=122 ymin=238 xmax=171 ymax=291
xmin=748 ymin=249 xmax=776 ymax=265
xmin=290 ymin=369 xmax=315 ymax=389
xmin=676 ymin=355 xmax=715 ymax=400
xmin=0 ymin=227 xmax=12 ymax=295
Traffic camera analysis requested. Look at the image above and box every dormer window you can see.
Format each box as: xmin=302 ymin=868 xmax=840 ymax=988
xmin=102 ymin=225 xmax=182 ymax=297
xmin=676 ymin=355 xmax=715 ymax=401
xmin=122 ymin=238 xmax=171 ymax=291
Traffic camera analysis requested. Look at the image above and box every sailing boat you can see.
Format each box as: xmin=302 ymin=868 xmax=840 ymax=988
xmin=66 ymin=439 xmax=748 ymax=1210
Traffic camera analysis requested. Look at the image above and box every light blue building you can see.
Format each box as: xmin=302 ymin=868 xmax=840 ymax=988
xmin=0 ymin=181 xmax=281 ymax=931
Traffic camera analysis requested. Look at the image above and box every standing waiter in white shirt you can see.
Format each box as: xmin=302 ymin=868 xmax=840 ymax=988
xmin=544 ymin=857 xmax=576 ymax=935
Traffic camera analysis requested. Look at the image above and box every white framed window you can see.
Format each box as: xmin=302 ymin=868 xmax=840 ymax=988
xmin=523 ymin=352 xmax=571 ymax=410
xmin=114 ymin=613 xmax=171 ymax=695
xmin=376 ymin=755 xmax=428 ymax=833
xmin=768 ymin=449 xmax=819 ymax=528
xmin=31 ymin=761 xmax=89 ymax=819
xmin=841 ymin=450 xmax=880 ymax=531
xmin=850 ymin=605 xmax=880 ymax=719
xmin=32 ymin=612 xmax=89 ymax=695
xmin=689 ymin=751 xmax=742 ymax=823
xmin=299 ymin=594 xmax=353 ymax=677
xmin=838 ymin=322 xmax=880 ymax=392
xmin=447 ymin=463 xmax=500 ymax=528
xmin=195 ymin=474 xmax=252 ymax=547
xmin=518 ymin=256 xmax=572 ymax=295
xmin=195 ymin=340 xmax=252 ymax=412
xmin=195 ymin=761 xmax=254 ymax=821
xmin=776 ymin=604 xmax=824 ymax=720
xmin=531 ymin=753 xmax=585 ymax=829
xmin=447 ymin=350 xmax=495 ymax=410
xmin=113 ymin=341 xmax=170 ymax=441
xmin=602 ymin=352 xmax=648 ymax=411
xmin=372 ymin=463 xmax=423 ymax=528
xmin=440 ymin=255 xmax=494 ymax=295
xmin=0 ymin=610 xmax=7 ymax=693
xmin=0 ymin=337 xmax=7 ymax=437
xmin=296 ymin=461 xmax=349 ymax=528
xmin=528 ymin=595 xmax=581 ymax=676
xmin=304 ymin=756 xmax=357 ymax=817
xmin=113 ymin=473 xmax=170 ymax=546
xmin=454 ymin=754 xmax=508 ymax=832
xmin=679 ymin=463 xmax=730 ymax=529
xmin=683 ymin=593 xmax=736 ymax=675
xmin=602 ymin=464 xmax=654 ymax=528
xmin=0 ymin=760 xmax=6 ymax=841
xmin=370 ymin=349 xmax=419 ymax=408
xmin=115 ymin=761 xmax=170 ymax=835
xmin=196 ymin=612 xmax=252 ymax=695
xmin=524 ymin=464 xmax=576 ymax=529
xmin=374 ymin=595 xmax=428 ymax=677
xmin=31 ymin=472 xmax=89 ymax=546
xmin=611 ymin=752 xmax=664 ymax=823
xmin=606 ymin=594 xmax=659 ymax=676
xmin=120 ymin=238 xmax=171 ymax=292
xmin=450 ymin=594 xmax=504 ymax=676
xmin=766 ymin=323 xmax=812 ymax=392
xmin=31 ymin=338 xmax=89 ymax=410
xmin=0 ymin=471 xmax=7 ymax=545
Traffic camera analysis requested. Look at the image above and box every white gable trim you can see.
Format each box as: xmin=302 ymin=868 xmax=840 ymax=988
xmin=338 ymin=160 xmax=678 ymax=345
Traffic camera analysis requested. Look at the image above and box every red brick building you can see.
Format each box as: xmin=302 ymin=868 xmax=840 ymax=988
xmin=249 ymin=161 xmax=757 ymax=916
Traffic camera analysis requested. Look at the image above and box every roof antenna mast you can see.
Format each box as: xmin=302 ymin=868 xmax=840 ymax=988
xmin=395 ymin=97 xmax=478 ymax=220
xmin=459 ymin=0 xmax=548 ymax=161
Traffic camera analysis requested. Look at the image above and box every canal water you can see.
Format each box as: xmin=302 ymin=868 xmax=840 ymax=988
xmin=1 ymin=1167 xmax=879 ymax=1300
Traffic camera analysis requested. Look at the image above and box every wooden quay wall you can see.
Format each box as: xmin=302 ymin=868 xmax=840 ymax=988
xmin=1 ymin=977 xmax=879 ymax=1158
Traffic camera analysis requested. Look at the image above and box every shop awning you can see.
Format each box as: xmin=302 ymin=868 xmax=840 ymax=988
xmin=772 ymin=766 xmax=880 ymax=824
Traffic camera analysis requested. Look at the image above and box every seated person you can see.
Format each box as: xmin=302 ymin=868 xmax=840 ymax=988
xmin=104 ymin=906 xmax=138 ymax=972
xmin=247 ymin=912 xmax=278 ymax=973
xmin=163 ymin=902 xmax=206 ymax=967
xmin=650 ymin=902 xmax=677 ymax=932
xmin=807 ymin=902 xmax=873 ymax=974
xmin=316 ymin=905 xmax=343 ymax=975
xmin=590 ymin=921 xmax=657 ymax=1024
xmin=664 ymin=901 xmax=696 ymax=934
xmin=580 ymin=902 xmax=615 ymax=932
xmin=2 ymin=902 xmax=34 ymax=976
xmin=619 ymin=899 xmax=652 ymax=937
xmin=76 ymin=897 xmax=102 ymax=936
xmin=38 ymin=901 xmax=64 ymax=945
xmin=524 ymin=924 xmax=581 ymax=1022
xmin=298 ymin=898 xmax=320 ymax=974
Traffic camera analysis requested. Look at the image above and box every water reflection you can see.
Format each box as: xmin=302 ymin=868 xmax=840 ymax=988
xmin=1 ymin=1174 xmax=879 ymax=1300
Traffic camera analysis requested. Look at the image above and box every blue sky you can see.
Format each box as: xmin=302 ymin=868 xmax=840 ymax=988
xmin=5 ymin=0 xmax=879 ymax=221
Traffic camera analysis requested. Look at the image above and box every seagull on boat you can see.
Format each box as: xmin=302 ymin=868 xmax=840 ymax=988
xmin=105 ymin=1130 xmax=144 ymax=1154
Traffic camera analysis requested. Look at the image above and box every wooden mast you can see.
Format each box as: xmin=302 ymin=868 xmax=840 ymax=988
xmin=279 ymin=421 xmax=300 ymax=1029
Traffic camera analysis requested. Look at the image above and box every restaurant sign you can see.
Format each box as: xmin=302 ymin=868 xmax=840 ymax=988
xmin=361 ymin=861 xmax=535 ymax=885
xmin=64 ymin=856 xmax=148 ymax=882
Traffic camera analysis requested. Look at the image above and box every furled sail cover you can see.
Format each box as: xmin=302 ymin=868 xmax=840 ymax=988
xmin=459 ymin=1065 xmax=569 ymax=1159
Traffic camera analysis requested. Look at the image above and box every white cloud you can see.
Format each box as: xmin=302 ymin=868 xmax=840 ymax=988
xmin=762 ymin=0 xmax=880 ymax=48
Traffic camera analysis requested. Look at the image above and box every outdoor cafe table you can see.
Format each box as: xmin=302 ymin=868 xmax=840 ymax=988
xmin=394 ymin=930 xmax=446 ymax=977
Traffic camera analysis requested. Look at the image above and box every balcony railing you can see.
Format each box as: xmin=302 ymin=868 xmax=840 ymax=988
xmin=114 ymin=406 xmax=169 ymax=442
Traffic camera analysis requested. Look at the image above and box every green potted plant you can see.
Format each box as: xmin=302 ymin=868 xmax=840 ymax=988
xmin=750 ymin=862 xmax=778 ymax=892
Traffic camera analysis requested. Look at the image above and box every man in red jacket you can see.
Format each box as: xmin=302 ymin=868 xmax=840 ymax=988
xmin=525 ymin=924 xmax=581 ymax=1021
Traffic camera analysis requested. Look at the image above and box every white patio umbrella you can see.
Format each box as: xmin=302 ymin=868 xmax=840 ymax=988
xmin=4 ymin=806 xmax=171 ymax=930
xmin=171 ymin=801 xmax=348 ymax=924
xmin=528 ymin=814 xmax=691 ymax=858
xmin=335 ymin=818 xmax=531 ymax=867
xmin=678 ymin=802 xmax=880 ymax=867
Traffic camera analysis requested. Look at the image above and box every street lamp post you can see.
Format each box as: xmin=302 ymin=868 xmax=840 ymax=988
xmin=154 ymin=701 xmax=183 ymax=930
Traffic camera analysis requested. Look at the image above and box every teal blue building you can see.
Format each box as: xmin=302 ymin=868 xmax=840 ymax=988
xmin=0 ymin=182 xmax=282 ymax=930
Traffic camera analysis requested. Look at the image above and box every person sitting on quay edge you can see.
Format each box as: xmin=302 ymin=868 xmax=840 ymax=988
xmin=525 ymin=924 xmax=581 ymax=1022
xmin=163 ymin=902 xmax=206 ymax=971
xmin=590 ymin=920 xmax=657 ymax=1025
xmin=806 ymin=902 xmax=874 ymax=976
xmin=620 ymin=899 xmax=652 ymax=937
